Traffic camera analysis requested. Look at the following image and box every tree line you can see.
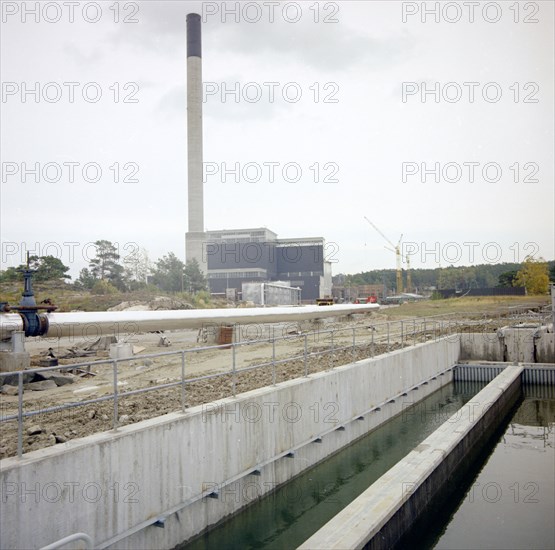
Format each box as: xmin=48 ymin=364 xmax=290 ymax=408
xmin=0 ymin=240 xmax=207 ymax=295
xmin=2 ymin=243 xmax=552 ymax=296
xmin=335 ymin=257 xmax=554 ymax=295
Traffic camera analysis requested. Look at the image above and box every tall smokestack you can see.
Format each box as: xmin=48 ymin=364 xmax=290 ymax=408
xmin=185 ymin=13 xmax=207 ymax=274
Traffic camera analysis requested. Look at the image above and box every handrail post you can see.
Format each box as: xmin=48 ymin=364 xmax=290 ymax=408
xmin=400 ymin=320 xmax=404 ymax=347
xmin=113 ymin=360 xmax=118 ymax=430
xmin=181 ymin=351 xmax=186 ymax=413
xmin=387 ymin=322 xmax=390 ymax=352
xmin=329 ymin=330 xmax=334 ymax=370
xmin=232 ymin=343 xmax=236 ymax=397
xmin=17 ymin=371 xmax=23 ymax=458
xmin=304 ymin=334 xmax=308 ymax=377
xmin=351 ymin=327 xmax=356 ymax=360
xmin=272 ymin=338 xmax=276 ymax=386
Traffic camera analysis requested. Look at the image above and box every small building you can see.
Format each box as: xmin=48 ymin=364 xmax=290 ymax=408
xmin=242 ymin=281 xmax=301 ymax=306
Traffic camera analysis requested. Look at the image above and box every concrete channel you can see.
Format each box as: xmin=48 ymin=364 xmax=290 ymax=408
xmin=298 ymin=365 xmax=525 ymax=549
xmin=0 ymin=327 xmax=553 ymax=549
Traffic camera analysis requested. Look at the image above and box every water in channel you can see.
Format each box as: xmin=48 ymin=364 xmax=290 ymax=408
xmin=409 ymin=384 xmax=555 ymax=550
xmin=180 ymin=380 xmax=485 ymax=550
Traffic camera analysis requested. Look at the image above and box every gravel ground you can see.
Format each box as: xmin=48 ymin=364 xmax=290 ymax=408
xmin=0 ymin=316 xmax=502 ymax=459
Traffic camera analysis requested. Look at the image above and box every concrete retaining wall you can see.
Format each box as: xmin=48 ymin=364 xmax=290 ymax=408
xmin=0 ymin=338 xmax=459 ymax=550
xmin=460 ymin=330 xmax=554 ymax=363
xmin=298 ymin=365 xmax=523 ymax=550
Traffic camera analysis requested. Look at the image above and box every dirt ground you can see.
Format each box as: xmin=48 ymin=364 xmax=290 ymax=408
xmin=0 ymin=307 xmax=538 ymax=459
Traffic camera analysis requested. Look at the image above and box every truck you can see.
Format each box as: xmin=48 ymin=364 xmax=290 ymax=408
xmin=354 ymin=293 xmax=378 ymax=304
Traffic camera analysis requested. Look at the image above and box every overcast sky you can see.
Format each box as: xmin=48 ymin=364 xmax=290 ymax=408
xmin=1 ymin=0 xmax=553 ymax=279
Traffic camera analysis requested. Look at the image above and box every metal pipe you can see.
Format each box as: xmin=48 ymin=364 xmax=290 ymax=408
xmin=1 ymin=304 xmax=378 ymax=340
xmin=0 ymin=313 xmax=24 ymax=340
xmin=40 ymin=532 xmax=93 ymax=550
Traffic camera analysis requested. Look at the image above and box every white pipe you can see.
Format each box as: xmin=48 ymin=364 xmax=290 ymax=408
xmin=0 ymin=304 xmax=378 ymax=340
xmin=0 ymin=314 xmax=24 ymax=340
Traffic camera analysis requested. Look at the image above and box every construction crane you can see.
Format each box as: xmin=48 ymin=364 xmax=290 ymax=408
xmin=364 ymin=217 xmax=403 ymax=294
xmin=394 ymin=247 xmax=412 ymax=293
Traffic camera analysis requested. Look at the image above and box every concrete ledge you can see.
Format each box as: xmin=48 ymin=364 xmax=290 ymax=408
xmin=298 ymin=365 xmax=523 ymax=550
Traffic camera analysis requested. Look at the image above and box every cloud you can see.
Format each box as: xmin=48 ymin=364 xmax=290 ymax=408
xmin=108 ymin=1 xmax=415 ymax=72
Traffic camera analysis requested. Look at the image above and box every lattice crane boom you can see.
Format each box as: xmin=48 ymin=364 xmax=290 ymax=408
xmin=364 ymin=217 xmax=403 ymax=294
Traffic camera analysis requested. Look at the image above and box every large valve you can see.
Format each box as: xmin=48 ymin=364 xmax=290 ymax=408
xmin=1 ymin=257 xmax=57 ymax=338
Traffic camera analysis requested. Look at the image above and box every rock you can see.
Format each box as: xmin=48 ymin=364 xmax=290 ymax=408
xmin=119 ymin=415 xmax=130 ymax=424
xmin=150 ymin=296 xmax=193 ymax=310
xmin=48 ymin=434 xmax=56 ymax=445
xmin=27 ymin=425 xmax=43 ymax=435
xmin=83 ymin=335 xmax=118 ymax=351
xmin=101 ymin=414 xmax=109 ymax=421
xmin=143 ymin=359 xmax=153 ymax=367
xmin=51 ymin=374 xmax=76 ymax=386
xmin=54 ymin=434 xmax=67 ymax=444
xmin=24 ymin=380 xmax=57 ymax=391
xmin=1 ymin=385 xmax=19 ymax=396
xmin=34 ymin=371 xmax=75 ymax=386
xmin=88 ymin=410 xmax=96 ymax=420
xmin=108 ymin=300 xmax=145 ymax=312
xmin=64 ymin=432 xmax=71 ymax=438
xmin=1 ymin=372 xmax=34 ymax=386
xmin=158 ymin=336 xmax=171 ymax=347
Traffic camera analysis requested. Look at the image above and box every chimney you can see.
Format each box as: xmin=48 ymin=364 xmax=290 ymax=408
xmin=185 ymin=13 xmax=207 ymax=274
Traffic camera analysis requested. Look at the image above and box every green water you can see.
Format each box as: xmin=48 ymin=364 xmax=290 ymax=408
xmin=181 ymin=380 xmax=484 ymax=550
xmin=413 ymin=385 xmax=555 ymax=550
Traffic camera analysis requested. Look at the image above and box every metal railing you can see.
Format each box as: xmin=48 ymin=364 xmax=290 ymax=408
xmin=40 ymin=533 xmax=93 ymax=550
xmin=1 ymin=307 xmax=548 ymax=458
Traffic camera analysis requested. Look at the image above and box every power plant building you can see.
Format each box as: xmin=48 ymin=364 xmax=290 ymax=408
xmin=205 ymin=228 xmax=332 ymax=302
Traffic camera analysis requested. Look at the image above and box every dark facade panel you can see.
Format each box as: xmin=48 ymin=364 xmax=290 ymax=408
xmin=286 ymin=275 xmax=322 ymax=302
xmin=277 ymin=245 xmax=324 ymax=275
xmin=206 ymin=241 xmax=277 ymax=276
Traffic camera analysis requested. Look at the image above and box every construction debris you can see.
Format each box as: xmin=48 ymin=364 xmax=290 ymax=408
xmin=158 ymin=336 xmax=171 ymax=347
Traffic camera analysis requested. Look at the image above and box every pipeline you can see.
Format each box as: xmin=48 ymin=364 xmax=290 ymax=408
xmin=0 ymin=304 xmax=378 ymax=341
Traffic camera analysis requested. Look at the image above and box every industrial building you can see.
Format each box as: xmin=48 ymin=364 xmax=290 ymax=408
xmin=205 ymin=228 xmax=332 ymax=302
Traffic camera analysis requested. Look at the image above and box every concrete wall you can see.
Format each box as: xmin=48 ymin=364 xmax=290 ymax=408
xmin=0 ymin=338 xmax=459 ymax=550
xmin=460 ymin=329 xmax=554 ymax=363
xmin=299 ymin=365 xmax=523 ymax=550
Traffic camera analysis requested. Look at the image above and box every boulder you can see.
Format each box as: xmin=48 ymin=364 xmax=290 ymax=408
xmin=2 ymin=372 xmax=34 ymax=386
xmin=1 ymin=385 xmax=19 ymax=396
xmin=27 ymin=425 xmax=43 ymax=435
xmin=24 ymin=380 xmax=57 ymax=391
xmin=33 ymin=371 xmax=76 ymax=386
